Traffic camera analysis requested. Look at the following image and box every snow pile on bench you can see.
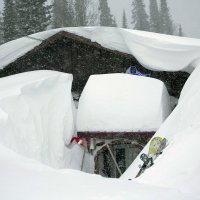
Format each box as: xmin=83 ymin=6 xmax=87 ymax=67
xmin=0 ymin=70 xmax=76 ymax=168
xmin=77 ymin=73 xmax=171 ymax=133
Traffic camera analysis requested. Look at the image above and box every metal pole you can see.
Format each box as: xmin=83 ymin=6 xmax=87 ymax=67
xmin=81 ymin=149 xmax=86 ymax=171
xmin=106 ymin=144 xmax=122 ymax=176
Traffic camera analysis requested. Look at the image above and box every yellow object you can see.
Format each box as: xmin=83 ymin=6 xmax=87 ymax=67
xmin=148 ymin=136 xmax=163 ymax=157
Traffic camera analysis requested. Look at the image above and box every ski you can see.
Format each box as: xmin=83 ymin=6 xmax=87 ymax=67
xmin=135 ymin=136 xmax=168 ymax=178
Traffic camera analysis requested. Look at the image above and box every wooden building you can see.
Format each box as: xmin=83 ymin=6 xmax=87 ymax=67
xmin=77 ymin=74 xmax=171 ymax=178
xmin=0 ymin=30 xmax=189 ymax=98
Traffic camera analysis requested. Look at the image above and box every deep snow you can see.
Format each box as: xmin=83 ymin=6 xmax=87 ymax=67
xmin=0 ymin=27 xmax=200 ymax=199
xmin=77 ymin=73 xmax=171 ymax=132
xmin=121 ymin=64 xmax=200 ymax=197
xmin=0 ymin=70 xmax=77 ymax=168
xmin=0 ymin=69 xmax=199 ymax=199
xmin=1 ymin=27 xmax=200 ymax=72
xmin=0 ymin=143 xmax=197 ymax=200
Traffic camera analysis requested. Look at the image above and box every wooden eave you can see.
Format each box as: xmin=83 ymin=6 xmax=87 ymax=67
xmin=26 ymin=30 xmax=135 ymax=60
xmin=78 ymin=131 xmax=155 ymax=146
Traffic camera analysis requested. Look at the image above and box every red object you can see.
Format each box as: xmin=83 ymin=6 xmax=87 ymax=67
xmin=70 ymin=137 xmax=87 ymax=147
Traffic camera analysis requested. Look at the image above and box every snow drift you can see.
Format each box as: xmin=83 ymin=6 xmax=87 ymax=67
xmin=121 ymin=64 xmax=200 ymax=197
xmin=0 ymin=27 xmax=200 ymax=199
xmin=0 ymin=70 xmax=198 ymax=200
xmin=0 ymin=70 xmax=76 ymax=168
xmin=1 ymin=27 xmax=200 ymax=73
xmin=77 ymin=73 xmax=171 ymax=132
xmin=0 ymin=143 xmax=197 ymax=200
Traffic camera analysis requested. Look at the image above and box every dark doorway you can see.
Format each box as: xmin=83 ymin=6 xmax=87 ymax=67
xmin=95 ymin=140 xmax=142 ymax=178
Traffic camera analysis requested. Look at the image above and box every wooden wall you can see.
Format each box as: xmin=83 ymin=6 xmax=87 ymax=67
xmin=0 ymin=31 xmax=189 ymax=97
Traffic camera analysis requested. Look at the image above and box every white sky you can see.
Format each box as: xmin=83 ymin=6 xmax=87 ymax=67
xmin=108 ymin=0 xmax=200 ymax=39
xmin=0 ymin=0 xmax=200 ymax=39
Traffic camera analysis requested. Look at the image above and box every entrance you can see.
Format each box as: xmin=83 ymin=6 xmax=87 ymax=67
xmin=95 ymin=140 xmax=142 ymax=178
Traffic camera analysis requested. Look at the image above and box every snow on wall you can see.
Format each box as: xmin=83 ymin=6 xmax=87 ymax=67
xmin=1 ymin=27 xmax=200 ymax=73
xmin=77 ymin=73 xmax=171 ymax=132
xmin=0 ymin=70 xmax=76 ymax=168
xmin=121 ymin=64 xmax=200 ymax=197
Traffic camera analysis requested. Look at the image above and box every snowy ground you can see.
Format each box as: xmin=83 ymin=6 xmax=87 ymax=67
xmin=1 ymin=27 xmax=200 ymax=199
xmin=1 ymin=144 xmax=197 ymax=200
xmin=0 ymin=69 xmax=200 ymax=199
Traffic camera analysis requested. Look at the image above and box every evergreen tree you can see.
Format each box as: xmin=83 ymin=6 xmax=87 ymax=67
xmin=122 ymin=9 xmax=128 ymax=28
xmin=160 ymin=0 xmax=173 ymax=35
xmin=112 ymin=16 xmax=117 ymax=27
xmin=149 ymin=0 xmax=161 ymax=33
xmin=99 ymin=0 xmax=116 ymax=27
xmin=67 ymin=0 xmax=75 ymax=27
xmin=0 ymin=13 xmax=4 ymax=44
xmin=86 ymin=1 xmax=99 ymax=26
xmin=16 ymin=0 xmax=51 ymax=37
xmin=178 ymin=24 xmax=183 ymax=36
xmin=52 ymin=0 xmax=74 ymax=28
xmin=74 ymin=0 xmax=87 ymax=26
xmin=131 ymin=0 xmax=149 ymax=31
xmin=2 ymin=0 xmax=18 ymax=42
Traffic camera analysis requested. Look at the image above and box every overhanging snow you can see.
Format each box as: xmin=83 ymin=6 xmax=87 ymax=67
xmin=0 ymin=70 xmax=76 ymax=168
xmin=1 ymin=27 xmax=200 ymax=72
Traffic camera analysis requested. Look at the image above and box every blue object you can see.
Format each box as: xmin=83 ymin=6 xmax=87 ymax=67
xmin=128 ymin=66 xmax=149 ymax=77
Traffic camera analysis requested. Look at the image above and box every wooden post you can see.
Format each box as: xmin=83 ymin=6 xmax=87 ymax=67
xmin=106 ymin=144 xmax=122 ymax=176
xmin=81 ymin=149 xmax=86 ymax=171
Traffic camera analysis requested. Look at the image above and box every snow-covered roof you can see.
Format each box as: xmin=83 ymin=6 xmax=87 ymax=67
xmin=121 ymin=64 xmax=200 ymax=196
xmin=77 ymin=73 xmax=171 ymax=132
xmin=0 ymin=70 xmax=76 ymax=168
xmin=1 ymin=27 xmax=200 ymax=73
